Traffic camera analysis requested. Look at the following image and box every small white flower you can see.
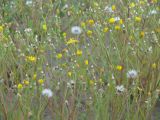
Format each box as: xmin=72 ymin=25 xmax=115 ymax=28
xmin=24 ymin=28 xmax=32 ymax=33
xmin=42 ymin=88 xmax=53 ymax=98
xmin=71 ymin=26 xmax=82 ymax=35
xmin=127 ymin=70 xmax=138 ymax=79
xmin=149 ymin=10 xmax=157 ymax=15
xmin=114 ymin=17 xmax=120 ymax=21
xmin=26 ymin=0 xmax=32 ymax=5
xmin=116 ymin=85 xmax=125 ymax=92
xmin=104 ymin=6 xmax=113 ymax=12
xmin=63 ymin=4 xmax=69 ymax=9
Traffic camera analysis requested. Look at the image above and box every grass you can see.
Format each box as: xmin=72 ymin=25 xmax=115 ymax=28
xmin=0 ymin=0 xmax=160 ymax=120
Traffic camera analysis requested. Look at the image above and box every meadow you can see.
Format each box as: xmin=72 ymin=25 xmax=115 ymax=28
xmin=0 ymin=0 xmax=160 ymax=120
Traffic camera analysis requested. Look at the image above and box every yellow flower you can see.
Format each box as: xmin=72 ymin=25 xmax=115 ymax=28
xmin=38 ymin=79 xmax=44 ymax=85
xmin=66 ymin=38 xmax=79 ymax=45
xmin=103 ymin=27 xmax=109 ymax=32
xmin=140 ymin=1 xmax=145 ymax=5
xmin=130 ymin=2 xmax=135 ymax=8
xmin=140 ymin=31 xmax=145 ymax=38
xmin=26 ymin=56 xmax=36 ymax=62
xmin=68 ymin=72 xmax=72 ymax=77
xmin=76 ymin=50 xmax=82 ymax=56
xmin=89 ymin=80 xmax=94 ymax=85
xmin=115 ymin=25 xmax=121 ymax=30
xmin=56 ymin=53 xmax=62 ymax=59
xmin=112 ymin=5 xmax=116 ymax=11
xmin=84 ymin=60 xmax=89 ymax=65
xmin=24 ymin=80 xmax=29 ymax=86
xmin=42 ymin=23 xmax=47 ymax=31
xmin=116 ymin=65 xmax=123 ymax=71
xmin=135 ymin=17 xmax=141 ymax=22
xmin=109 ymin=18 xmax=115 ymax=24
xmin=81 ymin=22 xmax=86 ymax=28
xmin=87 ymin=30 xmax=92 ymax=36
xmin=33 ymin=74 xmax=37 ymax=80
xmin=0 ymin=26 xmax=3 ymax=32
xmin=62 ymin=32 xmax=67 ymax=38
xmin=152 ymin=63 xmax=157 ymax=69
xmin=152 ymin=0 xmax=157 ymax=3
xmin=88 ymin=19 xmax=94 ymax=26
xmin=119 ymin=19 xmax=123 ymax=24
xmin=18 ymin=83 xmax=23 ymax=89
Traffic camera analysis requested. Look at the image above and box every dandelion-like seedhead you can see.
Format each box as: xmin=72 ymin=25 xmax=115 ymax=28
xmin=42 ymin=88 xmax=53 ymax=98
xmin=127 ymin=70 xmax=138 ymax=79
xmin=116 ymin=85 xmax=125 ymax=92
xmin=71 ymin=26 xmax=82 ymax=35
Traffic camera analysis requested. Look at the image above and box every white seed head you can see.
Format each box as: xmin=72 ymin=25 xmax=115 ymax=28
xmin=127 ymin=70 xmax=138 ymax=79
xmin=42 ymin=88 xmax=53 ymax=98
xmin=71 ymin=26 xmax=82 ymax=35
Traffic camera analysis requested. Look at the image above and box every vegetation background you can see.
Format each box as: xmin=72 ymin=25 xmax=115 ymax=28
xmin=0 ymin=0 xmax=159 ymax=120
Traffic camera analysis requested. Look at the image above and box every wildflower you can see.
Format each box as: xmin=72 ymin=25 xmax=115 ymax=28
xmin=66 ymin=38 xmax=79 ymax=45
xmin=18 ymin=83 xmax=23 ymax=89
xmin=135 ymin=17 xmax=142 ymax=22
xmin=116 ymin=85 xmax=125 ymax=92
xmin=87 ymin=30 xmax=92 ymax=36
xmin=109 ymin=18 xmax=115 ymax=24
xmin=116 ymin=65 xmax=123 ymax=71
xmin=88 ymin=19 xmax=94 ymax=26
xmin=140 ymin=31 xmax=145 ymax=38
xmin=42 ymin=88 xmax=53 ymax=98
xmin=62 ymin=32 xmax=67 ymax=38
xmin=139 ymin=1 xmax=145 ymax=5
xmin=127 ymin=70 xmax=138 ymax=79
xmin=114 ymin=17 xmax=120 ymax=21
xmin=24 ymin=28 xmax=32 ymax=33
xmin=115 ymin=25 xmax=121 ymax=30
xmin=24 ymin=80 xmax=29 ymax=86
xmin=68 ymin=72 xmax=72 ymax=77
xmin=111 ymin=5 xmax=116 ymax=11
xmin=76 ymin=50 xmax=82 ymax=56
xmin=103 ymin=27 xmax=109 ymax=32
xmin=149 ymin=10 xmax=157 ymax=15
xmin=129 ymin=2 xmax=135 ymax=8
xmin=26 ymin=56 xmax=36 ymax=62
xmin=71 ymin=26 xmax=82 ymax=35
xmin=33 ymin=74 xmax=37 ymax=80
xmin=26 ymin=0 xmax=32 ymax=5
xmin=119 ymin=19 xmax=123 ymax=24
xmin=104 ymin=6 xmax=113 ymax=12
xmin=0 ymin=26 xmax=4 ymax=32
xmin=42 ymin=23 xmax=47 ymax=31
xmin=81 ymin=22 xmax=86 ymax=28
xmin=38 ymin=79 xmax=44 ymax=85
xmin=152 ymin=63 xmax=157 ymax=69
xmin=151 ymin=0 xmax=157 ymax=3
xmin=56 ymin=53 xmax=62 ymax=59
xmin=89 ymin=80 xmax=94 ymax=85
xmin=84 ymin=60 xmax=89 ymax=65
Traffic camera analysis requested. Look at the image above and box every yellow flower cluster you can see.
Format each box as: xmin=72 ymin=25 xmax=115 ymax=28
xmin=26 ymin=56 xmax=36 ymax=62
